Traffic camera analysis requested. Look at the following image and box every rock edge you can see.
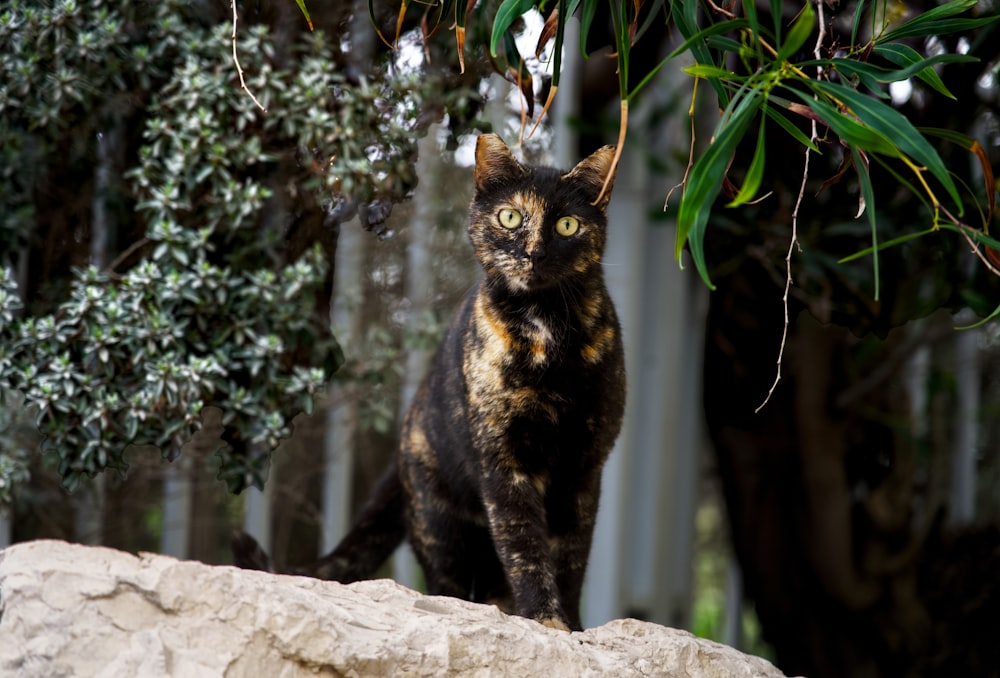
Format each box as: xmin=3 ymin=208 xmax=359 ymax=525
xmin=0 ymin=540 xmax=785 ymax=677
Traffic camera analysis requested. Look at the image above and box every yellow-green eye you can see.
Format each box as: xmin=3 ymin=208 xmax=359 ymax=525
xmin=498 ymin=208 xmax=522 ymax=229
xmin=555 ymin=216 xmax=579 ymax=237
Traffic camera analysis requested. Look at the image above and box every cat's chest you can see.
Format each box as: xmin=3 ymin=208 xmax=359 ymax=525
xmin=469 ymin=294 xmax=577 ymax=373
xmin=463 ymin=292 xmax=616 ymax=413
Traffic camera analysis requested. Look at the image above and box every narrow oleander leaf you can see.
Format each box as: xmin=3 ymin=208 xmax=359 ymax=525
xmin=820 ymin=58 xmax=889 ymax=96
xmin=939 ymin=222 xmax=1000 ymax=267
xmin=677 ymin=86 xmax=766 ymax=288
xmin=872 ymin=45 xmax=977 ymax=94
xmin=491 ymin=0 xmax=535 ymax=58
xmin=764 ymin=104 xmax=821 ymax=153
xmin=850 ymin=0 xmax=867 ymax=46
xmin=683 ymin=63 xmax=743 ymax=79
xmin=368 ymin=0 xmax=394 ymax=48
xmin=770 ymin=0 xmax=783 ymax=42
xmin=851 ymin=146 xmax=881 ymax=300
xmin=879 ymin=0 xmax=994 ymax=42
xmin=502 ymin=30 xmax=535 ymax=120
xmin=922 ymin=128 xmax=996 ymax=220
xmin=793 ymin=89 xmax=900 ymax=156
xmin=579 ymin=0 xmax=599 ymax=58
xmin=727 ymin=112 xmax=767 ymax=207
xmin=824 ymin=51 xmax=977 ymax=96
xmin=536 ymin=5 xmax=559 ymax=57
xmin=955 ymin=301 xmax=1000 ymax=330
xmin=633 ymin=0 xmax=667 ymax=44
xmin=455 ymin=0 xmax=477 ymax=73
xmin=838 ymin=227 xmax=937 ymax=263
xmin=630 ymin=17 xmax=749 ymax=100
xmin=394 ymin=0 xmax=411 ymax=46
xmin=293 ymin=0 xmax=314 ymax=31
xmin=811 ymin=79 xmax=963 ymax=212
xmin=742 ymin=0 xmax=764 ymax=62
xmin=774 ymin=0 xmax=814 ymax=64
xmin=528 ymin=0 xmax=567 ymax=137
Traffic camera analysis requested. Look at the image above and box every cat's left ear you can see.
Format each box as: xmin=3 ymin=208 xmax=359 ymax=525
xmin=562 ymin=146 xmax=617 ymax=212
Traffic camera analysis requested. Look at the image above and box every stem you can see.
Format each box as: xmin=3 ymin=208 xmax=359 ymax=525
xmin=756 ymin=0 xmax=827 ymax=413
xmin=231 ymin=0 xmax=266 ymax=113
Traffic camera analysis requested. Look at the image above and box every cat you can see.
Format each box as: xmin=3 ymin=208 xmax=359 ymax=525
xmin=233 ymin=133 xmax=625 ymax=632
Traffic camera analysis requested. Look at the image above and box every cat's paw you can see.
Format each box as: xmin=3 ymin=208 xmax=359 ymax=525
xmin=538 ymin=616 xmax=572 ymax=632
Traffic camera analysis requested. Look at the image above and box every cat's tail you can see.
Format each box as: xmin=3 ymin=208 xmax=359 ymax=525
xmin=231 ymin=459 xmax=406 ymax=583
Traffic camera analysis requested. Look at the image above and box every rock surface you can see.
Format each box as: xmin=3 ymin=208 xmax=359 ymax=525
xmin=0 ymin=540 xmax=786 ymax=677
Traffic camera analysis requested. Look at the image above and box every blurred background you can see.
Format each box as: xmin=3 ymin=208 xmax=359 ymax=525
xmin=2 ymin=1 xmax=999 ymax=677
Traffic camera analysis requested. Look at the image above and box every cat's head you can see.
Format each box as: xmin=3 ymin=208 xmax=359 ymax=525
xmin=468 ymin=134 xmax=617 ymax=293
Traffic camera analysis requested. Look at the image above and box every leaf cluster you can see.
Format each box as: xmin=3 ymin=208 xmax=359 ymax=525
xmin=0 ymin=1 xmax=441 ymax=497
xmin=668 ymin=0 xmax=998 ymax=298
xmin=398 ymin=0 xmax=1000 ymax=315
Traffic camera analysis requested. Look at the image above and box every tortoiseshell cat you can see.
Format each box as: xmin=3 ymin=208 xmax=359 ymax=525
xmin=233 ymin=134 xmax=625 ymax=631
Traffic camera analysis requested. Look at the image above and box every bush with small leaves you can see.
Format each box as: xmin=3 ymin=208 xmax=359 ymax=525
xmin=0 ymin=1 xmax=446 ymax=497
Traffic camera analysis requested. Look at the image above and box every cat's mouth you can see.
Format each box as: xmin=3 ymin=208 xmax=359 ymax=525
xmin=502 ymin=261 xmax=560 ymax=293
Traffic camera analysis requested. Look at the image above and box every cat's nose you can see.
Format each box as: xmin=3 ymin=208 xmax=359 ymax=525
xmin=529 ymin=246 xmax=547 ymax=264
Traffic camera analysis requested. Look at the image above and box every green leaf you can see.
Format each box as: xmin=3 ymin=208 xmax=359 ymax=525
xmin=630 ymin=17 xmax=750 ymax=100
xmin=955 ymin=301 xmax=1000 ymax=330
xmin=850 ymin=0 xmax=868 ymax=47
xmin=670 ymin=1 xmax=746 ymax=105
xmin=873 ymin=43 xmax=976 ymax=99
xmin=793 ymin=89 xmax=900 ymax=156
xmin=292 ymin=0 xmax=313 ymax=31
xmin=677 ymin=85 xmax=766 ymax=288
xmin=850 ymin=147 xmax=880 ymax=300
xmin=824 ymin=52 xmax=977 ymax=94
xmin=546 ymin=0 xmax=568 ymax=109
xmin=838 ymin=226 xmax=936 ymax=263
xmin=727 ymin=110 xmax=767 ymax=207
xmin=579 ymin=0 xmax=599 ymax=59
xmin=368 ymin=0 xmax=393 ymax=48
xmin=683 ymin=64 xmax=744 ymax=79
xmin=501 ymin=30 xmax=534 ymax=118
xmin=774 ymin=0 xmax=813 ymax=64
xmin=819 ymin=59 xmax=893 ymax=95
xmin=633 ymin=0 xmax=667 ymax=45
xmin=879 ymin=0 xmax=996 ymax=42
xmin=763 ymin=105 xmax=820 ymax=153
xmin=490 ymin=0 xmax=534 ymax=58
xmin=769 ymin=0 xmax=783 ymax=42
xmin=939 ymin=222 xmax=1000 ymax=253
xmin=609 ymin=0 xmax=630 ymax=97
xmin=741 ymin=0 xmax=764 ymax=62
xmin=809 ymin=79 xmax=963 ymax=212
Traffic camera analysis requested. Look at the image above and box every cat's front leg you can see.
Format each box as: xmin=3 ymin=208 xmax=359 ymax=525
xmin=548 ymin=468 xmax=603 ymax=631
xmin=480 ymin=463 xmax=570 ymax=631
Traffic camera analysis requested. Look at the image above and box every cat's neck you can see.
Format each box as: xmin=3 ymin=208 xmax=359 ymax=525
xmin=480 ymin=271 xmax=605 ymax=313
xmin=476 ymin=271 xmax=611 ymax=351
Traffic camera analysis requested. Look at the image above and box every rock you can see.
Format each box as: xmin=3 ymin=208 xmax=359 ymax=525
xmin=0 ymin=540 xmax=786 ymax=677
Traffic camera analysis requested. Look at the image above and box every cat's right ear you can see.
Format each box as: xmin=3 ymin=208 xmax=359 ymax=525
xmin=474 ymin=134 xmax=526 ymax=192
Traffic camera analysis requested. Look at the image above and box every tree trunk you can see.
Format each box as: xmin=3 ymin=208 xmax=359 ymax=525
xmin=704 ymin=258 xmax=1000 ymax=678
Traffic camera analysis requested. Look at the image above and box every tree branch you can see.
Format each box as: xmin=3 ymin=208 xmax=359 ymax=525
xmin=231 ymin=0 xmax=267 ymax=113
xmin=755 ymin=0 xmax=827 ymax=413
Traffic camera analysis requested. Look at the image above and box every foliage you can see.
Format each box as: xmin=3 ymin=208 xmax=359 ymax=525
xmin=404 ymin=0 xmax=1000 ymax=304
xmin=0 ymin=0 xmax=436 ymax=497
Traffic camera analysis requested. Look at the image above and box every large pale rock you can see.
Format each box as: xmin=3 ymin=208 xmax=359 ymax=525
xmin=0 ymin=540 xmax=785 ymax=677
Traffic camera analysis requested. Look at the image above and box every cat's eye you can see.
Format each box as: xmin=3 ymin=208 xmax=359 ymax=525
xmin=555 ymin=216 xmax=580 ymax=237
xmin=498 ymin=208 xmax=522 ymax=230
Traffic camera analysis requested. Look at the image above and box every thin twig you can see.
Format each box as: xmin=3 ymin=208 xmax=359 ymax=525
xmin=756 ymin=0 xmax=826 ymax=413
xmin=231 ymin=0 xmax=266 ymax=113
xmin=665 ymin=78 xmax=701 ymax=209
xmin=104 ymin=237 xmax=151 ymax=279
xmin=958 ymin=224 xmax=1000 ymax=277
